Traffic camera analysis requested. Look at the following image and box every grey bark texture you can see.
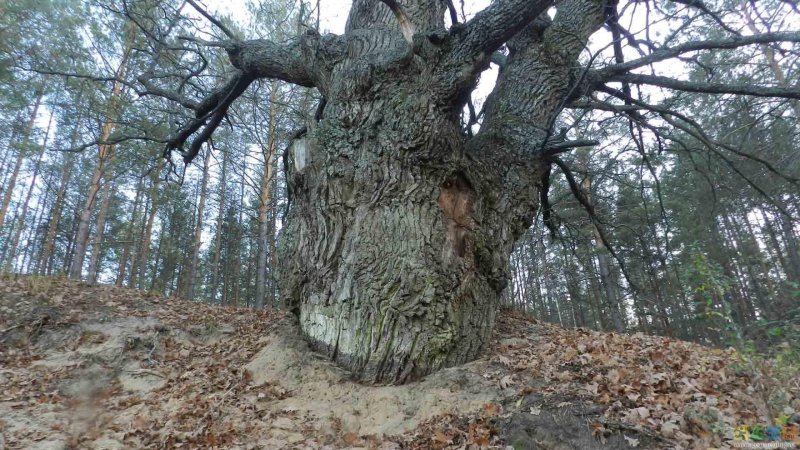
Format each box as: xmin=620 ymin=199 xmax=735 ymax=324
xmin=264 ymin=0 xmax=605 ymax=383
xmin=153 ymin=0 xmax=700 ymax=383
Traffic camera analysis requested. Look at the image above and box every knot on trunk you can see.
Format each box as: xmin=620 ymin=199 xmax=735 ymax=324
xmin=438 ymin=173 xmax=475 ymax=259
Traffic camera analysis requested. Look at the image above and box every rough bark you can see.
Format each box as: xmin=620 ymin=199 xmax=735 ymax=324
xmin=271 ymin=0 xmax=605 ymax=382
xmin=146 ymin=0 xmax=618 ymax=382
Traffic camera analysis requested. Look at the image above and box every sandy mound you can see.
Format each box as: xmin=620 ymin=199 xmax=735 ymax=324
xmin=0 ymin=276 xmax=512 ymax=449
xmin=244 ymin=322 xmax=499 ymax=437
xmin=2 ymin=275 xmax=796 ymax=449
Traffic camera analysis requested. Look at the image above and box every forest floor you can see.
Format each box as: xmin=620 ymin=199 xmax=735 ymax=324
xmin=0 ymin=275 xmax=797 ymax=449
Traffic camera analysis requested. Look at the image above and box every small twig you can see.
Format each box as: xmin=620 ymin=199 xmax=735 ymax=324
xmin=124 ymin=369 xmax=166 ymax=378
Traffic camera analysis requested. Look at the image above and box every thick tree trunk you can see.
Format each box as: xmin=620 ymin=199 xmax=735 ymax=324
xmin=268 ymin=0 xmax=604 ymax=383
xmin=139 ymin=0 xmax=604 ymax=382
xmin=277 ymin=70 xmax=549 ymax=381
xmin=279 ymin=145 xmax=543 ymax=381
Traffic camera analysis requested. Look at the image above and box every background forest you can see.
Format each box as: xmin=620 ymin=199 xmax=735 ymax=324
xmin=0 ymin=0 xmax=798 ymax=356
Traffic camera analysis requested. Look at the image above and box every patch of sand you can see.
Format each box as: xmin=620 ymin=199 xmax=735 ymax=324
xmin=245 ymin=322 xmax=503 ymax=437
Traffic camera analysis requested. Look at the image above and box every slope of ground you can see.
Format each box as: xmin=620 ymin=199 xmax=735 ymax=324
xmin=0 ymin=275 xmax=797 ymax=449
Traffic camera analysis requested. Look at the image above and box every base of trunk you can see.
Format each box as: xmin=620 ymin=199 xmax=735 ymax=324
xmin=300 ymin=299 xmax=498 ymax=383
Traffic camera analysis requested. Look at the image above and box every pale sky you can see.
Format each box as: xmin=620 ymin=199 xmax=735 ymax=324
xmin=212 ymin=0 xmax=492 ymax=35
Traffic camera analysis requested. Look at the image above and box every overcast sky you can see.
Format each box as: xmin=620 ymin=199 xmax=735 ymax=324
xmin=212 ymin=0 xmax=492 ymax=35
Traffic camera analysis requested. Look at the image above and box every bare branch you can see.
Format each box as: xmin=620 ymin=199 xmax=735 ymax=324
xmin=186 ymin=0 xmax=239 ymax=41
xmin=444 ymin=0 xmax=459 ymax=25
xmin=455 ymin=0 xmax=552 ymax=56
xmin=669 ymin=0 xmax=741 ymax=35
xmin=56 ymin=134 xmax=170 ymax=153
xmin=606 ymin=73 xmax=800 ymax=99
xmin=597 ymin=32 xmax=800 ymax=77
xmin=378 ymin=0 xmax=415 ymax=43
xmin=549 ymin=155 xmax=639 ymax=292
xmin=542 ymin=139 xmax=600 ymax=156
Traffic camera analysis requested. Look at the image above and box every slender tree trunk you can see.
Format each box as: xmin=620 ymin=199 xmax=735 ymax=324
xmin=0 ymin=90 xmax=43 ymax=231
xmin=116 ymin=180 xmax=143 ymax=287
xmin=68 ymin=30 xmax=132 ymax=279
xmin=149 ymin=229 xmax=164 ymax=292
xmin=0 ymin=113 xmax=23 ymax=193
xmin=5 ymin=110 xmax=52 ymax=271
xmin=184 ymin=148 xmax=211 ymax=300
xmin=40 ymin=152 xmax=76 ymax=275
xmin=779 ymin=211 xmax=800 ymax=284
xmin=268 ymin=154 xmax=279 ymax=305
xmin=232 ymin=178 xmax=245 ymax=307
xmin=62 ymin=202 xmax=82 ymax=274
xmin=742 ymin=2 xmax=800 ymax=118
xmin=70 ymin=148 xmax=113 ymax=280
xmin=87 ymin=176 xmax=114 ymax=283
xmin=255 ymin=85 xmax=280 ymax=309
xmin=131 ymin=159 xmax=163 ymax=289
xmin=209 ymin=151 xmax=227 ymax=302
xmin=720 ymin=213 xmax=757 ymax=323
xmin=579 ymin=152 xmax=625 ymax=332
xmin=21 ymin=176 xmax=49 ymax=274
xmin=761 ymin=209 xmax=789 ymax=277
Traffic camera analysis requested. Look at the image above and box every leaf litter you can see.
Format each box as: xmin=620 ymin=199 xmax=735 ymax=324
xmin=0 ymin=275 xmax=796 ymax=449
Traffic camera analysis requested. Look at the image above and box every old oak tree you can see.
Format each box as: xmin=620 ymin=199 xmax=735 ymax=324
xmin=136 ymin=0 xmax=800 ymax=383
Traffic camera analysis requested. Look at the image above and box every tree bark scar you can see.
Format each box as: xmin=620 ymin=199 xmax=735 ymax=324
xmin=438 ymin=173 xmax=475 ymax=258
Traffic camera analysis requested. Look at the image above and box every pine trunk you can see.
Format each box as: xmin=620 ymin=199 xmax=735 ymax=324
xmin=255 ymin=83 xmax=280 ymax=309
xmin=0 ymin=90 xmax=43 ymax=231
xmin=209 ymin=151 xmax=227 ymax=302
xmin=5 ymin=110 xmax=52 ymax=271
xmin=184 ymin=149 xmax=211 ymax=300
xmin=131 ymin=159 xmax=162 ymax=289
xmin=87 ymin=176 xmax=114 ymax=283
xmin=68 ymin=30 xmax=132 ymax=279
xmin=116 ymin=180 xmax=143 ymax=287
